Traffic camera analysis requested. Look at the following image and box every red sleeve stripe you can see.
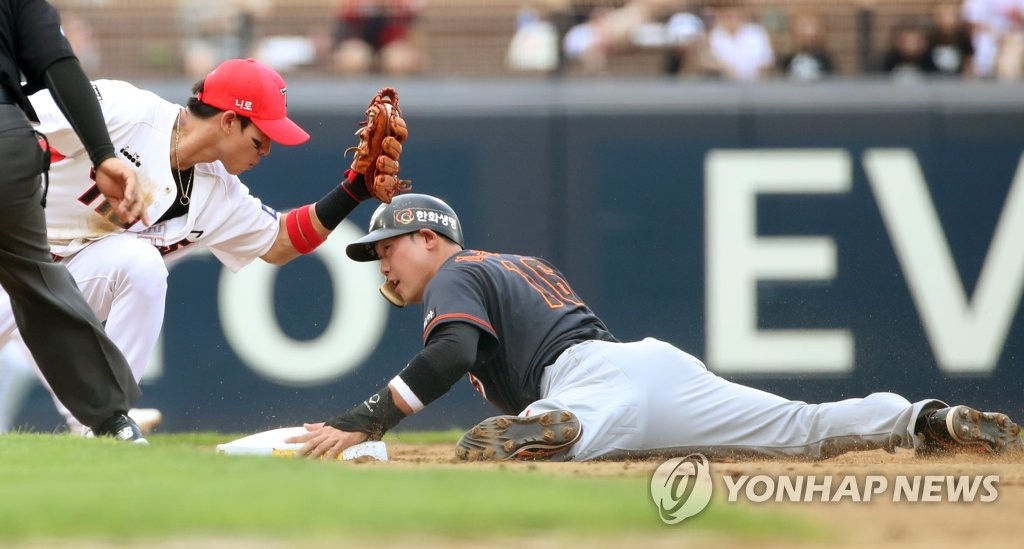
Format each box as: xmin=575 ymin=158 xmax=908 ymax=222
xmin=295 ymin=204 xmax=326 ymax=248
xmin=422 ymin=313 xmax=494 ymax=342
xmin=285 ymin=205 xmax=326 ymax=255
xmin=285 ymin=207 xmax=314 ymax=254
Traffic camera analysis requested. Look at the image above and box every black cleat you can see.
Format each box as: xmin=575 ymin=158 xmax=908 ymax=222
xmin=92 ymin=413 xmax=149 ymax=445
xmin=916 ymin=405 xmax=1021 ymax=456
xmin=455 ymin=410 xmax=581 ymax=461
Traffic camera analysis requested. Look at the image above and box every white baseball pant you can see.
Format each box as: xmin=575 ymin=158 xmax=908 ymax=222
xmin=524 ymin=338 xmax=943 ymax=461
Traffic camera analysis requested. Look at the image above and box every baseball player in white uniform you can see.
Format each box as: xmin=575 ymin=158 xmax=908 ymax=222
xmin=0 ymin=58 xmax=393 ymax=433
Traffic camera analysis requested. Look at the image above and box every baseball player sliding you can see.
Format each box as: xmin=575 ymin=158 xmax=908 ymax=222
xmin=0 ymin=58 xmax=408 ymax=434
xmin=289 ymin=193 xmax=1022 ymax=461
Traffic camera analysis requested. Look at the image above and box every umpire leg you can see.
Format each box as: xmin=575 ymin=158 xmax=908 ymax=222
xmin=0 ymin=105 xmax=140 ymax=429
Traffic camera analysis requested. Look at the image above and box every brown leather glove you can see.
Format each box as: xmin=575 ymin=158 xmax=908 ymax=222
xmin=345 ymin=87 xmax=410 ymax=203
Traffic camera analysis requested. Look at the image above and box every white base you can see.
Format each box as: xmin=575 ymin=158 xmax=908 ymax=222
xmin=216 ymin=427 xmax=388 ymax=461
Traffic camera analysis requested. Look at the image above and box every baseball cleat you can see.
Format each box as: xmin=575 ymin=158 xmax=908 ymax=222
xmin=455 ymin=410 xmax=581 ymax=461
xmin=92 ymin=413 xmax=148 ymax=445
xmin=916 ymin=405 xmax=1021 ymax=456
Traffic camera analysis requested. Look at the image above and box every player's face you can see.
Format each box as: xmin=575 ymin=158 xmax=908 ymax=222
xmin=221 ymin=119 xmax=271 ymax=175
xmin=375 ymin=232 xmax=433 ymax=305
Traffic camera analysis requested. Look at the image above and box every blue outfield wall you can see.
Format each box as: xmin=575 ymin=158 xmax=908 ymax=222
xmin=12 ymin=81 xmax=1024 ymax=433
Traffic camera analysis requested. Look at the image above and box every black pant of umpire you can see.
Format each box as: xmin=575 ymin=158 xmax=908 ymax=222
xmin=0 ymin=102 xmax=140 ymax=429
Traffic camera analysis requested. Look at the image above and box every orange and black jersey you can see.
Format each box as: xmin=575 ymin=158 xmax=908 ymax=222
xmin=420 ymin=250 xmax=617 ymax=414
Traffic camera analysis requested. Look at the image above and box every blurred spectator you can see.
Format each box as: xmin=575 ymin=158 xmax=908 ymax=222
xmin=331 ymin=0 xmax=423 ymax=75
xmin=929 ymin=2 xmax=975 ymax=76
xmin=60 ymin=10 xmax=102 ymax=74
xmin=562 ymin=2 xmax=634 ymax=75
xmin=703 ymin=2 xmax=774 ymax=81
xmin=661 ymin=7 xmax=707 ymax=75
xmin=546 ymin=0 xmax=598 ymax=74
xmin=562 ymin=5 xmax=613 ymax=74
xmin=882 ymin=18 xmax=937 ymax=79
xmin=507 ymin=4 xmax=561 ymax=73
xmin=561 ymin=1 xmax=679 ymax=75
xmin=778 ymin=11 xmax=834 ymax=81
xmin=236 ymin=0 xmax=269 ymax=60
xmin=180 ymin=0 xmax=270 ymax=78
xmin=962 ymin=0 xmax=1024 ymax=79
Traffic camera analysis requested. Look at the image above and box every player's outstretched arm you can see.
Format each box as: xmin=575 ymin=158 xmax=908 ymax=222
xmin=259 ymin=170 xmax=372 ymax=264
xmin=261 ymin=205 xmax=329 ymax=264
xmin=260 ymin=87 xmax=409 ymax=264
xmin=288 ymin=323 xmax=482 ymax=458
xmin=287 ymin=387 xmax=414 ymax=459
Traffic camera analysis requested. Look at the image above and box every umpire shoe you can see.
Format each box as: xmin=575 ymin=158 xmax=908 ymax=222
xmin=455 ymin=410 xmax=581 ymax=461
xmin=916 ymin=405 xmax=1021 ymax=456
xmin=92 ymin=413 xmax=149 ymax=445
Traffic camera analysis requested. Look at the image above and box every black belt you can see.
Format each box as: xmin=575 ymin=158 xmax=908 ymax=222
xmin=0 ymin=85 xmax=16 ymax=104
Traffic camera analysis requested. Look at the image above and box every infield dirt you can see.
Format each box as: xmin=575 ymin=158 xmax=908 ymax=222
xmin=375 ymin=440 xmax=1024 ymax=548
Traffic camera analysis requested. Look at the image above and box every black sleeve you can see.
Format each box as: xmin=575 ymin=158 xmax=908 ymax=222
xmin=14 ymin=0 xmax=76 ymax=90
xmin=42 ymin=57 xmax=116 ymax=167
xmin=397 ymin=321 xmax=481 ymax=407
xmin=313 ymin=171 xmax=369 ymax=230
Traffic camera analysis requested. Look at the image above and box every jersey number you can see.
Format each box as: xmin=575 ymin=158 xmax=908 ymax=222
xmin=500 ymin=257 xmax=582 ymax=309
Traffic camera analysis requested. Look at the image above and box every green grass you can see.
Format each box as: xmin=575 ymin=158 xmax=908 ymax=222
xmin=0 ymin=433 xmax=827 ymax=544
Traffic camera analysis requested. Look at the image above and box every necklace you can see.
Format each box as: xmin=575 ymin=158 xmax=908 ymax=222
xmin=173 ymin=110 xmax=193 ymax=206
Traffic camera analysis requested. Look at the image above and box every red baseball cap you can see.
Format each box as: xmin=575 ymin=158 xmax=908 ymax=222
xmin=196 ymin=58 xmax=310 ymax=146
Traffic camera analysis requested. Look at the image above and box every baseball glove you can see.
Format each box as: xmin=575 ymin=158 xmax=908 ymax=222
xmin=346 ymin=87 xmax=410 ymax=203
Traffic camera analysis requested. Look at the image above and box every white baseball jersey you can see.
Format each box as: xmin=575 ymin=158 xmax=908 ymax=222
xmin=30 ymin=80 xmax=280 ymax=271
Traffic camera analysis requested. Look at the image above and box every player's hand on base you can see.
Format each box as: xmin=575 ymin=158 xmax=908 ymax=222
xmin=286 ymin=422 xmax=369 ymax=459
xmin=94 ymin=157 xmax=150 ymax=226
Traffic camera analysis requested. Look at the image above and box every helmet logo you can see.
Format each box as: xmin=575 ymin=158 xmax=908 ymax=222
xmin=392 ymin=208 xmax=458 ymax=231
xmin=395 ymin=208 xmax=416 ymax=225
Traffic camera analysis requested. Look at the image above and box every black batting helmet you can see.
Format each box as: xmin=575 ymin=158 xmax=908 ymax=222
xmin=346 ymin=194 xmax=465 ymax=262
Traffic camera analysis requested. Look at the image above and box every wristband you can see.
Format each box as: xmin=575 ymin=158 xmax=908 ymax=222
xmin=325 ymin=386 xmax=406 ymax=440
xmin=341 ymin=169 xmax=372 ymax=201
xmin=315 ymin=180 xmax=360 ymax=231
xmin=285 ymin=204 xmax=325 ymax=254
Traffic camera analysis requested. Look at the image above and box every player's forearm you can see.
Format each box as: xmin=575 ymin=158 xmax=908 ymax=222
xmin=324 ymin=323 xmax=480 ymax=439
xmin=262 ymin=210 xmax=327 ymax=264
xmin=260 ymin=171 xmax=372 ymax=264
xmin=395 ymin=322 xmax=480 ymax=408
xmin=324 ymin=384 xmax=408 ymax=440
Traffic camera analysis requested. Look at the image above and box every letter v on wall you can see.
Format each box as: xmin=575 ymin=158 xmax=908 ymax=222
xmin=863 ymin=149 xmax=1024 ymax=373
